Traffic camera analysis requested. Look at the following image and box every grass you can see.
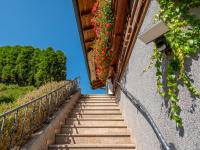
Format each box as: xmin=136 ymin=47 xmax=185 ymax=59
xmin=0 ymin=81 xmax=69 ymax=149
xmin=0 ymin=81 xmax=68 ymax=114
xmin=0 ymin=83 xmax=35 ymax=104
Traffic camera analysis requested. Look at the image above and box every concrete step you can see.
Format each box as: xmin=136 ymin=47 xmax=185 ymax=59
xmin=77 ymin=102 xmax=117 ymax=105
xmin=47 ymin=95 xmax=135 ymax=150
xmin=82 ymin=94 xmax=115 ymax=98
xmin=79 ymin=99 xmax=116 ymax=102
xmin=75 ymin=105 xmax=119 ymax=109
xmin=55 ymin=133 xmax=133 ymax=144
xmin=73 ymin=107 xmax=120 ymax=110
xmin=61 ymin=125 xmax=128 ymax=134
xmin=69 ymin=112 xmax=122 ymax=119
xmin=71 ymin=108 xmax=120 ymax=113
xmin=65 ymin=118 xmax=125 ymax=126
xmin=49 ymin=144 xmax=135 ymax=150
xmin=80 ymin=98 xmax=116 ymax=101
xmin=78 ymin=101 xmax=117 ymax=105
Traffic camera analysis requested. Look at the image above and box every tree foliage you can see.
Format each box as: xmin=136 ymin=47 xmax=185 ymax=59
xmin=0 ymin=46 xmax=66 ymax=87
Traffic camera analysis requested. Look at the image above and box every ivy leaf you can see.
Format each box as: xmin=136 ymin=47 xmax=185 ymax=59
xmin=171 ymin=104 xmax=181 ymax=113
xmin=171 ymin=114 xmax=183 ymax=127
xmin=156 ymin=71 xmax=162 ymax=76
xmin=188 ymin=39 xmax=194 ymax=45
xmin=169 ymin=95 xmax=178 ymax=102
xmin=160 ymin=92 xmax=165 ymax=97
xmin=167 ymin=82 xmax=176 ymax=87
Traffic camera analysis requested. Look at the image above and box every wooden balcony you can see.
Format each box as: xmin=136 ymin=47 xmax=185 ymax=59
xmin=73 ymin=0 xmax=150 ymax=89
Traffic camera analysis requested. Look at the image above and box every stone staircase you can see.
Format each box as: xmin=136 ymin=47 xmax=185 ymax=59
xmin=48 ymin=94 xmax=135 ymax=150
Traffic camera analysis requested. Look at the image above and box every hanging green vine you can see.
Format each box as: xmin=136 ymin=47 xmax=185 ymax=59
xmin=145 ymin=0 xmax=200 ymax=127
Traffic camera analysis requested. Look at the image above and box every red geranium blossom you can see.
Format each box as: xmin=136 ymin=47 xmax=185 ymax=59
xmin=92 ymin=2 xmax=98 ymax=14
xmin=91 ymin=0 xmax=113 ymax=81
xmin=106 ymin=23 xmax=111 ymax=28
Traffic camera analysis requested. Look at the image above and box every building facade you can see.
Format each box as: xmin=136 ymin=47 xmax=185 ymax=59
xmin=74 ymin=0 xmax=200 ymax=149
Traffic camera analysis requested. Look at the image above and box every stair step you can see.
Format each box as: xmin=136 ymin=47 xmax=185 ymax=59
xmin=49 ymin=144 xmax=135 ymax=150
xmin=80 ymin=98 xmax=116 ymax=101
xmin=73 ymin=108 xmax=120 ymax=110
xmin=70 ymin=112 xmax=121 ymax=115
xmin=71 ymin=109 xmax=120 ymax=113
xmin=65 ymin=118 xmax=125 ymax=126
xmin=47 ymin=95 xmax=135 ymax=150
xmin=79 ymin=100 xmax=116 ymax=103
xmin=55 ymin=134 xmax=133 ymax=144
xmin=75 ymin=105 xmax=119 ymax=109
xmin=82 ymin=94 xmax=115 ymax=98
xmin=66 ymin=118 xmax=124 ymax=121
xmin=61 ymin=125 xmax=128 ymax=134
xmin=76 ymin=103 xmax=118 ymax=106
xmin=69 ymin=112 xmax=122 ymax=119
xmin=78 ymin=102 xmax=117 ymax=105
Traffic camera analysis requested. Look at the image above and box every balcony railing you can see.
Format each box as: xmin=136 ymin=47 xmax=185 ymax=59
xmin=0 ymin=77 xmax=79 ymax=149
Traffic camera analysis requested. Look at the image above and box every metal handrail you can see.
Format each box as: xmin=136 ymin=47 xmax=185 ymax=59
xmin=0 ymin=77 xmax=80 ymax=149
xmin=116 ymin=81 xmax=174 ymax=150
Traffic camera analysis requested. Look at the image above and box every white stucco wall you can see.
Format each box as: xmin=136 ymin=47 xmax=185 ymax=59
xmin=118 ymin=1 xmax=200 ymax=150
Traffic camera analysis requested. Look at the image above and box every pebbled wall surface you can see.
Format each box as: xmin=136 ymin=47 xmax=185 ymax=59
xmin=117 ymin=1 xmax=200 ymax=150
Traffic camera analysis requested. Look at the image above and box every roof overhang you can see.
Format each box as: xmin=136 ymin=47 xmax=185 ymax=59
xmin=73 ymin=0 xmax=104 ymax=89
xmin=73 ymin=0 xmax=150 ymax=89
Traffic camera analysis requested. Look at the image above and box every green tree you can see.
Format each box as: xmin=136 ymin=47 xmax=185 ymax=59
xmin=1 ymin=65 xmax=12 ymax=83
xmin=55 ymin=50 xmax=67 ymax=81
xmin=0 ymin=46 xmax=66 ymax=86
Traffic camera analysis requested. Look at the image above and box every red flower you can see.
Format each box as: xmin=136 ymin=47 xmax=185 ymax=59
xmin=95 ymin=30 xmax=99 ymax=37
xmin=106 ymin=23 xmax=111 ymax=28
xmin=96 ymin=69 xmax=100 ymax=73
xmin=106 ymin=32 xmax=109 ymax=36
xmin=92 ymin=2 xmax=98 ymax=14
xmin=102 ymin=47 xmax=108 ymax=52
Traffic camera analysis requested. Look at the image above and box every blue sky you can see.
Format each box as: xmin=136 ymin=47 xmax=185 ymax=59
xmin=0 ymin=0 xmax=105 ymax=94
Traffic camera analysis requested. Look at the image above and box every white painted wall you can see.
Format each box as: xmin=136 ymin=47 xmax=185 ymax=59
xmin=117 ymin=1 xmax=200 ymax=150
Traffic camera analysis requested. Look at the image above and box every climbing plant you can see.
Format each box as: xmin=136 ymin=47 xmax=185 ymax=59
xmin=145 ymin=0 xmax=200 ymax=127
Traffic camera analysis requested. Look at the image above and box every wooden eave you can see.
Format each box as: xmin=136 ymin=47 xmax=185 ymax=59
xmin=73 ymin=0 xmax=150 ymax=89
xmin=73 ymin=0 xmax=104 ymax=89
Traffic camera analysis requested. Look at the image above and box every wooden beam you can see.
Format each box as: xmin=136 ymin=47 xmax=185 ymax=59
xmin=85 ymin=38 xmax=95 ymax=43
xmin=83 ymin=25 xmax=94 ymax=31
xmin=87 ymin=48 xmax=93 ymax=52
xmin=81 ymin=10 xmax=91 ymax=16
